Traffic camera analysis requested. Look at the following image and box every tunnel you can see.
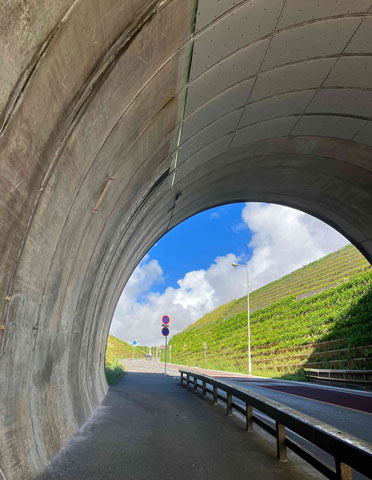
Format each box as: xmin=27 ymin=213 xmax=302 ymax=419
xmin=0 ymin=0 xmax=372 ymax=478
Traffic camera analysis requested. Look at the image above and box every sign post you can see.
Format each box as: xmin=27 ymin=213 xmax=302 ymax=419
xmin=165 ymin=334 xmax=167 ymax=375
xmin=132 ymin=340 xmax=137 ymax=361
xmin=161 ymin=315 xmax=170 ymax=375
xmin=203 ymin=341 xmax=207 ymax=368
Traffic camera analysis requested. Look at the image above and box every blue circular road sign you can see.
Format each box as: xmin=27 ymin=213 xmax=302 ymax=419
xmin=161 ymin=327 xmax=169 ymax=336
xmin=133 ymin=340 xmax=137 ymax=345
xmin=162 ymin=315 xmax=170 ymax=325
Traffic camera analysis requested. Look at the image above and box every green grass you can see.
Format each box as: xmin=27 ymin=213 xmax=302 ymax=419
xmin=105 ymin=358 xmax=125 ymax=385
xmin=195 ymin=245 xmax=371 ymax=326
xmin=165 ymin=270 xmax=372 ymax=377
xmin=105 ymin=335 xmax=147 ymax=384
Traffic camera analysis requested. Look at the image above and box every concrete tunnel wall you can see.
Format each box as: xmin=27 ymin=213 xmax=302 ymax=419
xmin=0 ymin=0 xmax=371 ymax=478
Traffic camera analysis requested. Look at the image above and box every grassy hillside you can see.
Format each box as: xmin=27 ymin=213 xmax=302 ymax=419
xmin=105 ymin=335 xmax=147 ymax=384
xmin=187 ymin=244 xmax=371 ymax=332
xmin=166 ymin=246 xmax=372 ymax=379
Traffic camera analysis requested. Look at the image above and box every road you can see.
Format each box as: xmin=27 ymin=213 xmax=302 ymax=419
xmin=37 ymin=359 xmax=321 ymax=480
xmin=146 ymin=360 xmax=372 ymax=479
xmin=147 ymin=361 xmax=372 ymax=441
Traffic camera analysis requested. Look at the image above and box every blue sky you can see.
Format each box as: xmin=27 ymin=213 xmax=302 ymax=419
xmin=148 ymin=203 xmax=253 ymax=294
xmin=111 ymin=203 xmax=349 ymax=345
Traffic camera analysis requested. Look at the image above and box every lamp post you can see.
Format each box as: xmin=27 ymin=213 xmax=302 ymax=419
xmin=232 ymin=262 xmax=252 ymax=375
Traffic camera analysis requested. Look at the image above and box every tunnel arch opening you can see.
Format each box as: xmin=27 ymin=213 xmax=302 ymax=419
xmin=108 ymin=201 xmax=354 ymax=349
xmin=1 ymin=0 xmax=372 ymax=478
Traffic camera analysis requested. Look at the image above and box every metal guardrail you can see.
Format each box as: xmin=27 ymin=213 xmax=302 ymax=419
xmin=179 ymin=369 xmax=372 ymax=480
xmin=304 ymin=369 xmax=372 ymax=390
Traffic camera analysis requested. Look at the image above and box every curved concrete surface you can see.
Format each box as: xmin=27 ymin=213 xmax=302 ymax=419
xmin=0 ymin=1 xmax=371 ymax=478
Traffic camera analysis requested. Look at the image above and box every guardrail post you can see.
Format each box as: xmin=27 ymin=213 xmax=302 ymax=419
xmin=202 ymin=380 xmax=207 ymax=397
xmin=336 ymin=460 xmax=352 ymax=480
xmin=226 ymin=393 xmax=232 ymax=416
xmin=213 ymin=386 xmax=218 ymax=405
xmin=193 ymin=377 xmax=197 ymax=392
xmin=186 ymin=373 xmax=190 ymax=386
xmin=180 ymin=372 xmax=184 ymax=385
xmin=276 ymin=421 xmax=287 ymax=462
xmin=246 ymin=404 xmax=253 ymax=432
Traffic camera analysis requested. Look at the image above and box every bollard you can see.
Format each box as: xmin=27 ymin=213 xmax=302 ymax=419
xmin=276 ymin=421 xmax=287 ymax=462
xmin=246 ymin=404 xmax=253 ymax=432
xmin=226 ymin=393 xmax=232 ymax=416
xmin=213 ymin=386 xmax=218 ymax=405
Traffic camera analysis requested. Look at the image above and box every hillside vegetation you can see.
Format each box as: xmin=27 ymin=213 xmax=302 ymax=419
xmin=166 ymin=245 xmax=372 ymax=378
xmin=187 ymin=244 xmax=371 ymax=332
xmin=105 ymin=335 xmax=147 ymax=384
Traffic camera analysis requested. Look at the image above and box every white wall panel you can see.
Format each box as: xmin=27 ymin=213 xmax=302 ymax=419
xmin=263 ymin=17 xmax=361 ymax=71
xmin=190 ymin=0 xmax=284 ymax=79
xmin=278 ymin=0 xmax=371 ymax=29
xmin=345 ymin=17 xmax=372 ymax=54
xmin=183 ymin=80 xmax=252 ymax=141
xmin=186 ymin=39 xmax=268 ymax=114
xmin=240 ymin=90 xmax=314 ymax=127
xmin=176 ymin=135 xmax=233 ymax=180
xmin=231 ymin=116 xmax=298 ymax=148
xmin=195 ymin=0 xmax=246 ymax=32
xmin=250 ymin=58 xmax=336 ymax=102
xmin=324 ymin=57 xmax=372 ymax=89
xmin=292 ymin=115 xmax=367 ymax=140
xmin=308 ymin=89 xmax=372 ymax=118
xmin=178 ymin=110 xmax=241 ymax=162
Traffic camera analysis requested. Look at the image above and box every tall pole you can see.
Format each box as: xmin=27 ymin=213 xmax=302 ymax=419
xmin=246 ymin=265 xmax=252 ymax=375
xmin=164 ymin=336 xmax=167 ymax=375
xmin=132 ymin=344 xmax=134 ymax=362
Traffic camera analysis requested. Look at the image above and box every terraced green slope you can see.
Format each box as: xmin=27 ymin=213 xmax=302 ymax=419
xmin=186 ymin=245 xmax=371 ymax=332
xmin=167 ymin=246 xmax=372 ymax=378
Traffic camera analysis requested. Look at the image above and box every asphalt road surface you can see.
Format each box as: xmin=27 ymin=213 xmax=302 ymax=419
xmin=38 ymin=360 xmax=323 ymax=480
xmin=155 ymin=361 xmax=372 ymax=479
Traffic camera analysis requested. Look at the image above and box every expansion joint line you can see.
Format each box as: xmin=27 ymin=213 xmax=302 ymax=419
xmin=171 ymin=0 xmax=199 ymax=188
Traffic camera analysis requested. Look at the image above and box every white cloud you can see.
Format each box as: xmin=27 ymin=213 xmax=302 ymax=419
xmin=242 ymin=203 xmax=349 ymax=290
xmin=110 ymin=203 xmax=349 ymax=346
xmin=110 ymin=253 xmax=246 ymax=346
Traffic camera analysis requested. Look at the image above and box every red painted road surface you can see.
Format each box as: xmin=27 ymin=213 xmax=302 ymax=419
xmin=171 ymin=364 xmax=372 ymax=414
xmin=259 ymin=384 xmax=372 ymax=414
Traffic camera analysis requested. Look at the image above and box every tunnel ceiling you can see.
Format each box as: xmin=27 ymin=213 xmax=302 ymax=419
xmin=0 ymin=1 xmax=371 ymax=479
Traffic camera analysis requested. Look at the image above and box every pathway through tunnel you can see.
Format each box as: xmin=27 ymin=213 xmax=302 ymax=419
xmin=1 ymin=1 xmax=372 ymax=478
xmin=37 ymin=360 xmax=321 ymax=480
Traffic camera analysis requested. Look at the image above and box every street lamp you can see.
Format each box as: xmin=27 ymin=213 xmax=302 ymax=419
xmin=232 ymin=262 xmax=252 ymax=375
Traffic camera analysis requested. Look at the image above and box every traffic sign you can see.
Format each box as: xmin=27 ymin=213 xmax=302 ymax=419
xmin=162 ymin=315 xmax=170 ymax=325
xmin=161 ymin=326 xmax=169 ymax=336
xmin=133 ymin=340 xmax=137 ymax=345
